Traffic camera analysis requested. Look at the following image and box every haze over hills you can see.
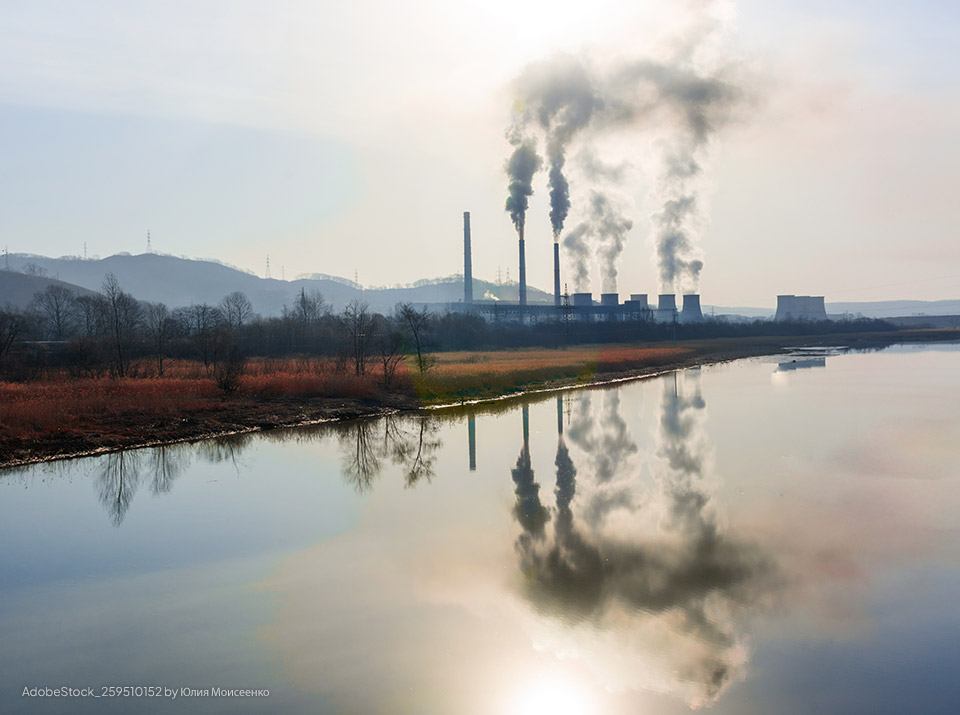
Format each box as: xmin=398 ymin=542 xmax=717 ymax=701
xmin=2 ymin=252 xmax=958 ymax=320
xmin=0 ymin=270 xmax=97 ymax=308
xmin=0 ymin=252 xmax=554 ymax=314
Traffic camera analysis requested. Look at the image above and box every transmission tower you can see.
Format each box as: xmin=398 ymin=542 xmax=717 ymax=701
xmin=265 ymin=255 xmax=271 ymax=279
xmin=146 ymin=229 xmax=152 ymax=253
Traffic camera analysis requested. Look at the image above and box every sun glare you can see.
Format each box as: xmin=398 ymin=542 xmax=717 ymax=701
xmin=504 ymin=672 xmax=599 ymax=715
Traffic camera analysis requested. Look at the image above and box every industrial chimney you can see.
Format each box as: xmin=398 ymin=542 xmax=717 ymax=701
xmin=518 ymin=227 xmax=527 ymax=307
xmin=463 ymin=211 xmax=473 ymax=304
xmin=553 ymin=242 xmax=561 ymax=307
xmin=680 ymin=294 xmax=703 ymax=323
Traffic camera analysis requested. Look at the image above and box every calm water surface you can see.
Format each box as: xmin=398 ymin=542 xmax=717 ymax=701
xmin=2 ymin=344 xmax=959 ymax=714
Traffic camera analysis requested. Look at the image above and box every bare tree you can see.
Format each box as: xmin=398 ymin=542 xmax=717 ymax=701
xmin=23 ymin=262 xmax=47 ymax=277
xmin=291 ymin=288 xmax=326 ymax=327
xmin=0 ymin=307 xmax=26 ymax=363
xmin=31 ymin=284 xmax=76 ymax=340
xmin=219 ymin=291 xmax=253 ymax=332
xmin=398 ymin=303 xmax=433 ymax=374
xmin=376 ymin=327 xmax=406 ymax=389
xmin=73 ymin=294 xmax=108 ymax=338
xmin=102 ymin=273 xmax=142 ymax=377
xmin=342 ymin=300 xmax=375 ymax=376
xmin=176 ymin=303 xmax=223 ymax=369
xmin=144 ymin=302 xmax=173 ymax=375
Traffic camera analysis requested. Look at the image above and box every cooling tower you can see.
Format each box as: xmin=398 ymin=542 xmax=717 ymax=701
xmin=463 ymin=211 xmax=472 ymax=304
xmin=553 ymin=242 xmax=561 ymax=307
xmin=518 ymin=228 xmax=527 ymax=307
xmin=600 ymin=293 xmax=619 ymax=307
xmin=775 ymin=295 xmax=828 ymax=321
xmin=629 ymin=294 xmax=649 ymax=308
xmin=658 ymin=294 xmax=677 ymax=312
xmin=572 ymin=293 xmax=593 ymax=307
xmin=680 ymin=294 xmax=703 ymax=323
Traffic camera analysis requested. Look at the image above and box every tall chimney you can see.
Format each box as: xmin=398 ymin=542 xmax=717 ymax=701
xmin=463 ymin=211 xmax=473 ymax=304
xmin=518 ymin=226 xmax=527 ymax=307
xmin=553 ymin=242 xmax=560 ymax=307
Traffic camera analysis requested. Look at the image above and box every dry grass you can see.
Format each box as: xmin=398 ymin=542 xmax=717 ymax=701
xmin=0 ymin=378 xmax=220 ymax=440
xmin=411 ymin=344 xmax=693 ymax=400
xmin=0 ymin=357 xmax=406 ymax=442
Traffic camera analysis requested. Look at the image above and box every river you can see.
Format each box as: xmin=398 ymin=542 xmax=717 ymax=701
xmin=2 ymin=343 xmax=959 ymax=714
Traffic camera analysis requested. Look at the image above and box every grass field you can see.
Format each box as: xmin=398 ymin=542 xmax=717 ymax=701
xmin=2 ymin=329 xmax=957 ymax=464
xmin=409 ymin=345 xmax=693 ymax=400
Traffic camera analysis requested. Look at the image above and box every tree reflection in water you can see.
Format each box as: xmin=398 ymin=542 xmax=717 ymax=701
xmin=337 ymin=415 xmax=442 ymax=492
xmin=512 ymin=373 xmax=782 ymax=707
xmin=96 ymin=451 xmax=143 ymax=527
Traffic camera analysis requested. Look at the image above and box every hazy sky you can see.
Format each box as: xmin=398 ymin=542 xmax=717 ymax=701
xmin=1 ymin=0 xmax=957 ymax=304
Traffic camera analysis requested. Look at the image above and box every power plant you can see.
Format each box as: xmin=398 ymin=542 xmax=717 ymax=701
xmin=775 ymin=295 xmax=827 ymax=321
xmin=456 ymin=210 xmax=825 ymax=323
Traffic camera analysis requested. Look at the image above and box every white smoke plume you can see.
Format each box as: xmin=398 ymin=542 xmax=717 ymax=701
xmin=515 ymin=373 xmax=780 ymax=707
xmin=506 ymin=0 xmax=746 ymax=295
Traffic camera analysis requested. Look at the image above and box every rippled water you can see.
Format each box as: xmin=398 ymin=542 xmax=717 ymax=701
xmin=2 ymin=344 xmax=959 ymax=714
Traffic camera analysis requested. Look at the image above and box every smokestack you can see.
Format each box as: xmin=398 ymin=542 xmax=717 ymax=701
xmin=553 ymin=242 xmax=561 ymax=307
xmin=522 ymin=405 xmax=530 ymax=449
xmin=468 ymin=415 xmax=476 ymax=471
xmin=463 ymin=212 xmax=473 ymax=304
xmin=680 ymin=294 xmax=703 ymax=323
xmin=519 ymin=228 xmax=527 ymax=307
xmin=658 ymin=294 xmax=677 ymax=312
xmin=600 ymin=293 xmax=619 ymax=307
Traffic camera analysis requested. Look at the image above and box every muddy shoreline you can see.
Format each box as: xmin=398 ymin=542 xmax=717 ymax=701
xmin=2 ymin=329 xmax=957 ymax=470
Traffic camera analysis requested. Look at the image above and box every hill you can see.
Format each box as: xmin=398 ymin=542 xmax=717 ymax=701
xmin=0 ymin=270 xmax=96 ymax=309
xmin=2 ymin=253 xmax=553 ymax=314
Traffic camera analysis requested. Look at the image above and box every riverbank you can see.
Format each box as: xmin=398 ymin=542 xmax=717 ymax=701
xmin=2 ymin=328 xmax=957 ymax=468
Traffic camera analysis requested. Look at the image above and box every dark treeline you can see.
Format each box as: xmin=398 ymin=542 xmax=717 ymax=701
xmin=0 ymin=273 xmax=897 ymax=383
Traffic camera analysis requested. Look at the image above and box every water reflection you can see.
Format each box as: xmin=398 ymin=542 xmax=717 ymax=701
xmin=96 ymin=451 xmax=143 ymax=527
xmin=92 ymin=443 xmax=194 ymax=525
xmin=513 ymin=373 xmax=781 ymax=707
xmin=333 ymin=415 xmax=443 ymax=492
xmin=776 ymin=357 xmax=827 ymax=372
xmin=512 ymin=406 xmax=550 ymax=539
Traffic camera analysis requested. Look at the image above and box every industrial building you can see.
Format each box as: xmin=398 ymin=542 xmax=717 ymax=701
xmin=456 ymin=210 xmax=819 ymax=324
xmin=775 ymin=295 xmax=827 ymax=321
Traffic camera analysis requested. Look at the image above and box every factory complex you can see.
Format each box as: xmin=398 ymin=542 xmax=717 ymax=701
xmin=448 ymin=211 xmax=826 ymax=323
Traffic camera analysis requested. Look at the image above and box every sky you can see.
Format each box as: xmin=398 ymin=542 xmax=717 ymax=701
xmin=0 ymin=0 xmax=957 ymax=305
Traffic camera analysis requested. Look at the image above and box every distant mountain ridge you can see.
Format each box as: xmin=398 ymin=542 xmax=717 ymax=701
xmin=0 ymin=270 xmax=97 ymax=308
xmin=1 ymin=252 xmax=553 ymax=314
xmin=2 ymin=253 xmax=956 ymax=319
